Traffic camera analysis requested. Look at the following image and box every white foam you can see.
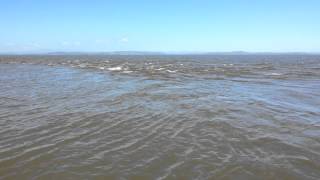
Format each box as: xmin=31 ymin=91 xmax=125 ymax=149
xmin=78 ymin=63 xmax=87 ymax=68
xmin=108 ymin=66 xmax=122 ymax=71
xmin=166 ymin=70 xmax=176 ymax=73
xmin=123 ymin=70 xmax=133 ymax=73
xmin=265 ymin=72 xmax=282 ymax=76
xmin=99 ymin=67 xmax=105 ymax=70
xmin=270 ymin=73 xmax=282 ymax=76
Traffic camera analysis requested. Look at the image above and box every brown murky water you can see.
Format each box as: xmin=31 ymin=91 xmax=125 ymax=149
xmin=0 ymin=55 xmax=320 ymax=179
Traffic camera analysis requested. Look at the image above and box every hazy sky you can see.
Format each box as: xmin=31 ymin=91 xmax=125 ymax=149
xmin=1 ymin=0 xmax=320 ymax=53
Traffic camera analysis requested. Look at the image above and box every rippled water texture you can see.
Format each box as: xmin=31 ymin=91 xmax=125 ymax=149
xmin=1 ymin=55 xmax=320 ymax=179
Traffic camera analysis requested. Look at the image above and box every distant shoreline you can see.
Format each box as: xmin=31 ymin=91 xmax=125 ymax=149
xmin=1 ymin=51 xmax=320 ymax=56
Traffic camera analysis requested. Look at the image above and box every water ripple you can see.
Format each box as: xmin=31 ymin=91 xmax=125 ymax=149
xmin=0 ymin=55 xmax=320 ymax=179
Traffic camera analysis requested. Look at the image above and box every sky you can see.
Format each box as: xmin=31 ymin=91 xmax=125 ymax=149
xmin=0 ymin=0 xmax=320 ymax=53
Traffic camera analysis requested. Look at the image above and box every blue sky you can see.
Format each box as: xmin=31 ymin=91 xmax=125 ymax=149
xmin=1 ymin=0 xmax=320 ymax=53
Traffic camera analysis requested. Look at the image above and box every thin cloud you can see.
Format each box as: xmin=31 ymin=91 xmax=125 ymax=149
xmin=119 ymin=37 xmax=129 ymax=43
xmin=61 ymin=41 xmax=81 ymax=46
xmin=94 ymin=39 xmax=108 ymax=44
xmin=73 ymin=41 xmax=81 ymax=46
xmin=27 ymin=42 xmax=40 ymax=48
xmin=5 ymin=43 xmax=16 ymax=47
xmin=61 ymin=41 xmax=70 ymax=46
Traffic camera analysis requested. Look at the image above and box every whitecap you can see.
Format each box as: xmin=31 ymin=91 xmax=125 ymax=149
xmin=78 ymin=63 xmax=87 ymax=68
xmin=108 ymin=66 xmax=122 ymax=71
xmin=265 ymin=72 xmax=282 ymax=76
xmin=99 ymin=67 xmax=105 ymax=70
xmin=123 ymin=70 xmax=133 ymax=73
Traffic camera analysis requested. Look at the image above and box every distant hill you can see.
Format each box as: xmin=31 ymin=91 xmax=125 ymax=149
xmin=46 ymin=51 xmax=319 ymax=55
xmin=47 ymin=51 xmax=165 ymax=55
xmin=1 ymin=51 xmax=319 ymax=56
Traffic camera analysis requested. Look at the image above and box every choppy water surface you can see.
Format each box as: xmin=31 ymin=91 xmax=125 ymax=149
xmin=1 ymin=55 xmax=320 ymax=179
